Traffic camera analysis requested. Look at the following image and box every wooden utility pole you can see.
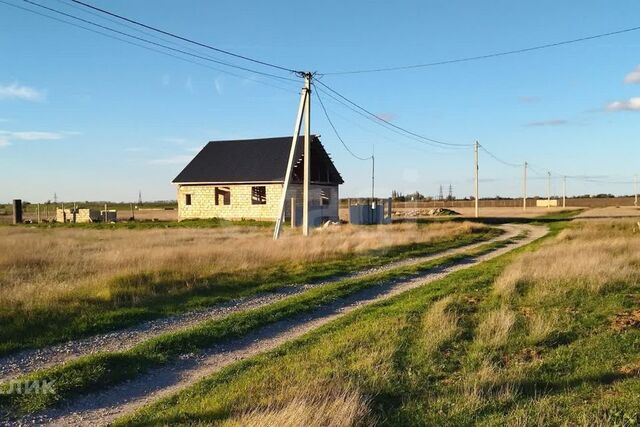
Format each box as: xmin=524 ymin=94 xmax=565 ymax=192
xmin=523 ymin=161 xmax=527 ymax=211
xmin=562 ymin=176 xmax=567 ymax=208
xmin=302 ymin=73 xmax=312 ymax=236
xmin=273 ymin=73 xmax=310 ymax=240
xmin=474 ymin=141 xmax=479 ymax=218
xmin=547 ymin=172 xmax=551 ymax=209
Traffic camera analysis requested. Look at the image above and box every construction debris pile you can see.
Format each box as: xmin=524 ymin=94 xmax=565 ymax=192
xmin=394 ymin=208 xmax=460 ymax=217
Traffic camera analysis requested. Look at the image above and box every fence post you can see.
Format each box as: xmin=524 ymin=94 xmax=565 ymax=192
xmin=12 ymin=199 xmax=22 ymax=224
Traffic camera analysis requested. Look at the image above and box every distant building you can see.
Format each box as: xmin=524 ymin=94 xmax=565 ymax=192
xmin=173 ymin=136 xmax=344 ymax=224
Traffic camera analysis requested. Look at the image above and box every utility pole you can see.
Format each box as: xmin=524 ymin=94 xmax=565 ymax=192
xmin=474 ymin=141 xmax=479 ymax=218
xmin=302 ymin=73 xmax=312 ymax=237
xmin=371 ymin=154 xmax=375 ymax=200
xmin=547 ymin=171 xmax=551 ymax=209
xmin=563 ymin=176 xmax=567 ymax=208
xmin=523 ymin=161 xmax=528 ymax=211
xmin=273 ymin=72 xmax=312 ymax=240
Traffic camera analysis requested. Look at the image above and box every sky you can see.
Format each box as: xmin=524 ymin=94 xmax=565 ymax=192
xmin=1 ymin=0 xmax=639 ymax=203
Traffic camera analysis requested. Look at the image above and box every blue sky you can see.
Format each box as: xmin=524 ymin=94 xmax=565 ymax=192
xmin=1 ymin=0 xmax=639 ymax=203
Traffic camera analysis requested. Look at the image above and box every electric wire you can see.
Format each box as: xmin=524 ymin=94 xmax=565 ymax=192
xmin=322 ymin=24 xmax=640 ymax=75
xmin=68 ymin=0 xmax=301 ymax=75
xmin=478 ymin=144 xmax=522 ymax=168
xmin=0 ymin=0 xmax=299 ymax=94
xmin=314 ymin=84 xmax=372 ymax=161
xmin=315 ymin=80 xmax=473 ymax=148
xmin=20 ymin=0 xmax=300 ymax=83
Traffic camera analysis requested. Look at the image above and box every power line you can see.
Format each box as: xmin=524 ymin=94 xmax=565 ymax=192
xmin=69 ymin=0 xmax=301 ymax=75
xmin=315 ymin=80 xmax=473 ymax=149
xmin=0 ymin=0 xmax=299 ymax=94
xmin=478 ymin=144 xmax=521 ymax=168
xmin=18 ymin=0 xmax=299 ymax=83
xmin=314 ymin=84 xmax=372 ymax=161
xmin=322 ymin=24 xmax=640 ymax=76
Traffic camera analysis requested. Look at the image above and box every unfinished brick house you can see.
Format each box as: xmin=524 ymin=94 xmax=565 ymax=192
xmin=173 ymin=136 xmax=344 ymax=224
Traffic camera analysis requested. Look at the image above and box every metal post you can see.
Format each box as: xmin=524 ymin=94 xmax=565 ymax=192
xmin=563 ymin=176 xmax=566 ymax=208
xmin=523 ymin=161 xmax=527 ymax=211
xmin=302 ymin=73 xmax=311 ymax=236
xmin=273 ymin=79 xmax=308 ymax=240
xmin=474 ymin=141 xmax=479 ymax=218
xmin=547 ymin=172 xmax=551 ymax=209
xmin=12 ymin=199 xmax=22 ymax=224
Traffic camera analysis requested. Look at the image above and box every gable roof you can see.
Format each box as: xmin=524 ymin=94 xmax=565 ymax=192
xmin=172 ymin=135 xmax=344 ymax=185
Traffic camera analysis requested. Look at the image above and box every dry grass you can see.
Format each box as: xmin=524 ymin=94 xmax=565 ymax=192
xmin=0 ymin=221 xmax=484 ymax=312
xmin=221 ymin=387 xmax=372 ymax=427
xmin=494 ymin=220 xmax=640 ymax=300
xmin=476 ymin=305 xmax=517 ymax=348
xmin=419 ymin=296 xmax=459 ymax=354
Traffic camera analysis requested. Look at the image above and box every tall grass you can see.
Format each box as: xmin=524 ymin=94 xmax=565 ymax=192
xmin=118 ymin=219 xmax=640 ymax=426
xmin=0 ymin=222 xmax=482 ymax=313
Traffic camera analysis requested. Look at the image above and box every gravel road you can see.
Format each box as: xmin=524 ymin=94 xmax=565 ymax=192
xmin=6 ymin=223 xmax=545 ymax=427
xmin=0 ymin=225 xmax=521 ymax=382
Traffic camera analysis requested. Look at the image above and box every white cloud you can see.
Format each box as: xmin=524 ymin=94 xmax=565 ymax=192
xmin=606 ymin=97 xmax=640 ymax=112
xmin=624 ymin=65 xmax=640 ymax=84
xmin=214 ymin=77 xmax=224 ymax=95
xmin=0 ymin=130 xmax=75 ymax=148
xmin=0 ymin=131 xmax=64 ymax=141
xmin=148 ymin=155 xmax=193 ymax=165
xmin=375 ymin=112 xmax=397 ymax=122
xmin=0 ymin=83 xmax=46 ymax=102
xmin=526 ymin=119 xmax=568 ymax=127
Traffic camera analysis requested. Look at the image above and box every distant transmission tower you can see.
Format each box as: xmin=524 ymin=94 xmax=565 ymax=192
xmin=137 ymin=190 xmax=142 ymax=206
xmin=448 ymin=184 xmax=453 ymax=200
xmin=53 ymin=192 xmax=57 ymax=204
xmin=438 ymin=185 xmax=444 ymax=201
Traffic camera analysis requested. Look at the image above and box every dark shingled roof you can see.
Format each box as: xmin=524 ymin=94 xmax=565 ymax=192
xmin=172 ymin=135 xmax=344 ymax=185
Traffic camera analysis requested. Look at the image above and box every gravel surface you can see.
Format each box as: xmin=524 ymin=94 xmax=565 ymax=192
xmin=5 ymin=224 xmax=546 ymax=427
xmin=0 ymin=225 xmax=521 ymax=382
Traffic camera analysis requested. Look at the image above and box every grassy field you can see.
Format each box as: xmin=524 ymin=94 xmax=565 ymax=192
xmin=0 ymin=235 xmax=519 ymax=415
xmin=0 ymin=221 xmax=494 ymax=355
xmin=117 ymin=219 xmax=640 ymax=426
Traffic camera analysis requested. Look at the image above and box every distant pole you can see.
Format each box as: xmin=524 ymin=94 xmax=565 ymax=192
xmin=37 ymin=203 xmax=41 ymax=223
xmin=302 ymin=72 xmax=312 ymax=237
xmin=562 ymin=176 xmax=567 ymax=208
xmin=371 ymin=154 xmax=375 ymax=201
xmin=523 ymin=161 xmax=527 ymax=211
xmin=635 ymin=175 xmax=638 ymax=207
xmin=130 ymin=203 xmax=135 ymax=220
xmin=474 ymin=141 xmax=479 ymax=218
xmin=104 ymin=203 xmax=108 ymax=222
xmin=547 ymin=172 xmax=551 ymax=209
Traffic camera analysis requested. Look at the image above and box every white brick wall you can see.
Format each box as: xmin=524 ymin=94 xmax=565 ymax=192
xmin=177 ymin=183 xmax=339 ymax=222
